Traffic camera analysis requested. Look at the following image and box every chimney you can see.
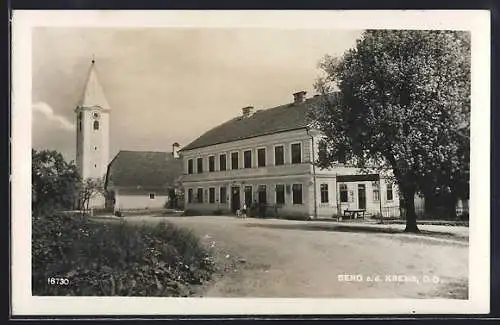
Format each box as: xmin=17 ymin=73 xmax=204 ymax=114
xmin=242 ymin=106 xmax=254 ymax=117
xmin=293 ymin=91 xmax=307 ymax=104
xmin=172 ymin=142 xmax=181 ymax=159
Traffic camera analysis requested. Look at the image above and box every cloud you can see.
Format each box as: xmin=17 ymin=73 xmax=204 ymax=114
xmin=32 ymin=102 xmax=75 ymax=131
xmin=32 ymin=101 xmax=75 ymax=161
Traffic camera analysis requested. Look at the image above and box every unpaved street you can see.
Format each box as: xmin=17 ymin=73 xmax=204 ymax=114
xmin=124 ymin=215 xmax=469 ymax=299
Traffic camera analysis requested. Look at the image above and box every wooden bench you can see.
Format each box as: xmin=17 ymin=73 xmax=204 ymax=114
xmin=343 ymin=209 xmax=366 ymax=220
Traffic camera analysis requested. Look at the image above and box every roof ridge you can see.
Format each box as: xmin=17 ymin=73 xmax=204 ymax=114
xmin=182 ymin=95 xmax=323 ymax=151
xmin=118 ymin=149 xmax=172 ymax=154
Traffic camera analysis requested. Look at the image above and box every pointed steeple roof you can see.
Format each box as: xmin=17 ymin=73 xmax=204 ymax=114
xmin=78 ymin=59 xmax=111 ymax=111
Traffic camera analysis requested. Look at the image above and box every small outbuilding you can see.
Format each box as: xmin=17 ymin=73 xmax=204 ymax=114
xmin=105 ymin=149 xmax=183 ymax=212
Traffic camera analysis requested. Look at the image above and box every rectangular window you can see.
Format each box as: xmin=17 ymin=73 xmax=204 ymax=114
xmin=219 ymin=154 xmax=227 ymax=171
xmin=292 ymin=184 xmax=303 ymax=204
xmin=197 ymin=188 xmax=203 ymax=203
xmin=276 ymin=184 xmax=285 ymax=205
xmin=373 ymin=182 xmax=380 ymax=202
xmin=149 ymin=192 xmax=155 ymax=200
xmin=209 ymin=187 xmax=215 ymax=203
xmin=188 ymin=189 xmax=193 ymax=203
xmin=187 ymin=159 xmax=193 ymax=174
xmin=208 ymin=156 xmax=215 ymax=172
xmin=231 ymin=152 xmax=239 ymax=170
xmin=197 ymin=158 xmax=203 ymax=174
xmin=258 ymin=185 xmax=267 ymax=204
xmin=274 ymin=145 xmax=284 ymax=165
xmin=220 ymin=186 xmax=227 ymax=204
xmin=244 ymin=186 xmax=253 ymax=206
xmin=387 ymin=183 xmax=393 ymax=201
xmin=243 ymin=150 xmax=252 ymax=168
xmin=320 ymin=184 xmax=329 ymax=203
xmin=257 ymin=148 xmax=266 ymax=167
xmin=339 ymin=184 xmax=348 ymax=203
xmin=291 ymin=143 xmax=302 ymax=164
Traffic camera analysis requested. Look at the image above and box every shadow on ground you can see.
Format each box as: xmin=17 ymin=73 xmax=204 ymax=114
xmin=435 ymin=278 xmax=469 ymax=300
xmin=244 ymin=222 xmax=467 ymax=242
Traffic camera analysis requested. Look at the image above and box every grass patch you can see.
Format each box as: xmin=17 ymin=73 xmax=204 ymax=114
xmin=32 ymin=212 xmax=216 ymax=296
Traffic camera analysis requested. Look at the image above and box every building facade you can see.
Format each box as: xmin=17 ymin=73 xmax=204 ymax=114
xmin=181 ymin=91 xmax=402 ymax=219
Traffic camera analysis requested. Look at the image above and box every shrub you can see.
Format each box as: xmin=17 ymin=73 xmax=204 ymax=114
xmin=279 ymin=214 xmax=310 ymax=221
xmin=32 ymin=149 xmax=80 ymax=214
xmin=182 ymin=209 xmax=203 ymax=216
xmin=32 ymin=212 xmax=215 ymax=296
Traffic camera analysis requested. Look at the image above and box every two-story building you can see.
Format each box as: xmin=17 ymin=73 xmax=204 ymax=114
xmin=180 ymin=91 xmax=402 ymax=219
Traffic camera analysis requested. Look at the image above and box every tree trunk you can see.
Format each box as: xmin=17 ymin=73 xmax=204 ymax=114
xmin=448 ymin=191 xmax=458 ymax=220
xmin=402 ymin=187 xmax=419 ymax=233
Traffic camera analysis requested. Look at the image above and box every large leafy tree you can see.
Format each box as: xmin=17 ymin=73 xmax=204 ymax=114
xmin=312 ymin=30 xmax=470 ymax=232
xmin=32 ymin=149 xmax=81 ymax=214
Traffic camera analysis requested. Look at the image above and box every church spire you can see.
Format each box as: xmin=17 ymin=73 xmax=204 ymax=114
xmin=78 ymin=57 xmax=111 ymax=111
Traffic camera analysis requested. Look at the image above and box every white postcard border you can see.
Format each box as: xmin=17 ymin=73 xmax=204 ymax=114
xmin=11 ymin=10 xmax=491 ymax=316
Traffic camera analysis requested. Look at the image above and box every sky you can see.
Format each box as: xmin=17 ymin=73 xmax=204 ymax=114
xmin=32 ymin=27 xmax=362 ymax=162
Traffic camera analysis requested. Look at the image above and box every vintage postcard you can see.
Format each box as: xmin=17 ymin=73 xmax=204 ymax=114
xmin=11 ymin=10 xmax=490 ymax=316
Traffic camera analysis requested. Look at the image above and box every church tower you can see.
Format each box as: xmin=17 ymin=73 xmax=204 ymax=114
xmin=75 ymin=59 xmax=111 ymax=183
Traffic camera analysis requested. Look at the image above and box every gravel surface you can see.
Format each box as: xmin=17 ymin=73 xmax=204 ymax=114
xmin=121 ymin=215 xmax=469 ymax=299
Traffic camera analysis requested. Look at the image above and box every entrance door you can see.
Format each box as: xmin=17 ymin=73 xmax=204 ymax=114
xmin=231 ymin=186 xmax=241 ymax=212
xmin=244 ymin=186 xmax=253 ymax=207
xmin=358 ymin=184 xmax=366 ymax=210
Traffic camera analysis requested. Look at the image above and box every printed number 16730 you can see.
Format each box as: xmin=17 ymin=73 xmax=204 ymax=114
xmin=47 ymin=277 xmax=70 ymax=285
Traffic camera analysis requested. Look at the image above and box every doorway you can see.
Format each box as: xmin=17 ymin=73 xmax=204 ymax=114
xmin=358 ymin=184 xmax=366 ymax=210
xmin=231 ymin=186 xmax=241 ymax=213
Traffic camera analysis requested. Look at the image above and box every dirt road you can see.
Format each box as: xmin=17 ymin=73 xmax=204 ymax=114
xmin=124 ymin=215 xmax=469 ymax=299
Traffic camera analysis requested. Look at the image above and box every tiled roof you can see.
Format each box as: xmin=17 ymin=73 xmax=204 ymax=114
xmin=105 ymin=150 xmax=183 ymax=190
xmin=181 ymin=95 xmax=326 ymax=151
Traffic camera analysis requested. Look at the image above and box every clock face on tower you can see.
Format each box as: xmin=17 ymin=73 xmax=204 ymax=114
xmin=93 ymin=112 xmax=100 ymax=119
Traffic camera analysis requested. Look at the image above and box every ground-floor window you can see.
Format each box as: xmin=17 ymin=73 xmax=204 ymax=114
xmin=220 ymin=186 xmax=227 ymax=204
xmin=292 ymin=184 xmax=303 ymax=204
xmin=387 ymin=183 xmax=393 ymax=201
xmin=372 ymin=181 xmax=380 ymax=201
xmin=276 ymin=184 xmax=285 ymax=204
xmin=244 ymin=186 xmax=253 ymax=206
xmin=209 ymin=187 xmax=215 ymax=203
xmin=188 ymin=189 xmax=193 ymax=203
xmin=197 ymin=188 xmax=203 ymax=203
xmin=320 ymin=184 xmax=328 ymax=203
xmin=149 ymin=192 xmax=155 ymax=200
xmin=339 ymin=184 xmax=348 ymax=202
xmin=258 ymin=185 xmax=267 ymax=204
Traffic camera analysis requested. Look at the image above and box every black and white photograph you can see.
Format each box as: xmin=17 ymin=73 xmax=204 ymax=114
xmin=11 ymin=10 xmax=490 ymax=316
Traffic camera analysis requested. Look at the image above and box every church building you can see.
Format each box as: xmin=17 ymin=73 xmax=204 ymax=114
xmin=74 ymin=60 xmax=183 ymax=211
xmin=75 ymin=59 xmax=111 ymax=208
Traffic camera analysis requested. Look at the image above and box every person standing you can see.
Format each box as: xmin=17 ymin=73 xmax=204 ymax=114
xmin=242 ymin=203 xmax=247 ymax=219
